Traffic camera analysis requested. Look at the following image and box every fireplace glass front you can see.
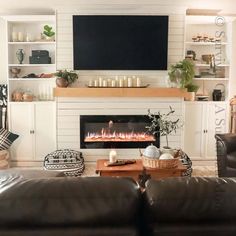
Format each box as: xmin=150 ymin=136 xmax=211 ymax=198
xmin=80 ymin=115 xmax=159 ymax=149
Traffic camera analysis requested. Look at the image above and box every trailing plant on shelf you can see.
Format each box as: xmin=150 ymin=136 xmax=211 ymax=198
xmin=54 ymin=70 xmax=78 ymax=87
xmin=146 ymin=107 xmax=182 ymax=149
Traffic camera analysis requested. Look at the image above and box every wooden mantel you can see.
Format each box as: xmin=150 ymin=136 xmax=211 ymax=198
xmin=53 ymin=87 xmax=190 ymax=99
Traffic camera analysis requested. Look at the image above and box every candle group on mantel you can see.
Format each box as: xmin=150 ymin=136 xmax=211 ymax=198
xmin=88 ymin=76 xmax=142 ymax=88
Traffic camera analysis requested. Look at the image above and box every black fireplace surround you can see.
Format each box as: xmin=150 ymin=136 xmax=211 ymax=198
xmin=80 ymin=115 xmax=159 ymax=149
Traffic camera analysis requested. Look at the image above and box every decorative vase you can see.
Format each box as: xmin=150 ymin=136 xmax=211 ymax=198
xmin=161 ymin=147 xmax=175 ymax=156
xmin=16 ymin=49 xmax=25 ymax=64
xmin=56 ymin=77 xmax=69 ymax=88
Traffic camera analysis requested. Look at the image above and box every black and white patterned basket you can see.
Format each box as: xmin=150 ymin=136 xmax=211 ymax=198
xmin=179 ymin=150 xmax=192 ymax=177
xmin=44 ymin=149 xmax=85 ymax=176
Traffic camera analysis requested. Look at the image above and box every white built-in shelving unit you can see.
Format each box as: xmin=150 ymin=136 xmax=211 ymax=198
xmin=183 ymin=15 xmax=235 ymax=160
xmin=3 ymin=15 xmax=57 ymax=165
xmin=184 ymin=15 xmax=234 ymax=101
xmin=4 ymin=15 xmax=56 ymax=102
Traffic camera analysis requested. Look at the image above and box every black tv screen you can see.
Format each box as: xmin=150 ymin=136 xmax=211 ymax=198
xmin=73 ymin=15 xmax=168 ymax=70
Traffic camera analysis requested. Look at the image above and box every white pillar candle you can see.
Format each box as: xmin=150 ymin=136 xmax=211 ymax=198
xmin=88 ymin=80 xmax=93 ymax=87
xmin=12 ymin=32 xmax=18 ymax=42
xmin=98 ymin=77 xmax=103 ymax=87
xmin=107 ymin=79 xmax=111 ymax=87
xmin=18 ymin=32 xmax=24 ymax=42
xmin=136 ymin=77 xmax=141 ymax=87
xmin=127 ymin=77 xmax=133 ymax=87
xmin=111 ymin=80 xmax=116 ymax=87
xmin=94 ymin=79 xmax=99 ymax=87
xmin=102 ymin=79 xmax=108 ymax=87
xmin=109 ymin=150 xmax=117 ymax=163
xmin=123 ymin=76 xmax=128 ymax=87
xmin=119 ymin=78 xmax=124 ymax=87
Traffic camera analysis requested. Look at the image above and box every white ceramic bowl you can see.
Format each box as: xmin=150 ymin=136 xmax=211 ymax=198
xmin=159 ymin=153 xmax=174 ymax=160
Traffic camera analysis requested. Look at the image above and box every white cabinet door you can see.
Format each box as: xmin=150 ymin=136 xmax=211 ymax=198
xmin=184 ymin=102 xmax=228 ymax=159
xmin=9 ymin=103 xmax=34 ymax=160
xmin=184 ymin=103 xmax=205 ymax=158
xmin=34 ymin=103 xmax=56 ymax=160
xmin=205 ymin=102 xmax=228 ymax=158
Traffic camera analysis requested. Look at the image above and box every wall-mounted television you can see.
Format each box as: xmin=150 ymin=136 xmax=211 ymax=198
xmin=73 ymin=15 xmax=169 ymax=70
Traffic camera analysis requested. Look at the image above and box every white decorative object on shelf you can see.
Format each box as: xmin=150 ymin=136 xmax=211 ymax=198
xmin=17 ymin=32 xmax=24 ymax=42
xmin=109 ymin=150 xmax=117 ymax=163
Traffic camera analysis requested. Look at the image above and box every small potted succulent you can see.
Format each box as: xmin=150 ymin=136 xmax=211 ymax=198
xmin=54 ymin=70 xmax=78 ymax=87
xmin=146 ymin=107 xmax=182 ymax=154
xmin=42 ymin=25 xmax=55 ymax=41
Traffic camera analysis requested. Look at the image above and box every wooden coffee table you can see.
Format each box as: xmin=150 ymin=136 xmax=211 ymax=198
xmin=96 ymin=159 xmax=187 ymax=186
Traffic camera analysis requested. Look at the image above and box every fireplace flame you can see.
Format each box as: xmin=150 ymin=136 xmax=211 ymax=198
xmin=85 ymin=130 xmax=155 ymax=142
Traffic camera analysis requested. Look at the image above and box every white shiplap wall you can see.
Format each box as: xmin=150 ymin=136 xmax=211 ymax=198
xmin=57 ymin=97 xmax=184 ymax=162
xmin=56 ymin=5 xmax=186 ymax=162
xmin=56 ymin=5 xmax=186 ymax=87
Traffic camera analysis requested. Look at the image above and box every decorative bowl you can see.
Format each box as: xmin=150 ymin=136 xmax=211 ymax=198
xmin=142 ymin=144 xmax=161 ymax=159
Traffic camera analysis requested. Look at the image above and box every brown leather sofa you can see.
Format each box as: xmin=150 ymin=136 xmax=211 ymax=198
xmin=215 ymin=133 xmax=236 ymax=177
xmin=0 ymin=174 xmax=236 ymax=236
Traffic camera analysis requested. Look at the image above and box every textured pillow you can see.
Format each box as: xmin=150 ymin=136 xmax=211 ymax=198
xmin=44 ymin=149 xmax=85 ymax=176
xmin=0 ymin=128 xmax=19 ymax=150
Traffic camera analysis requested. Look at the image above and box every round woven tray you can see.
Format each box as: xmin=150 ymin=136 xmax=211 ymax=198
xmin=142 ymin=155 xmax=179 ymax=169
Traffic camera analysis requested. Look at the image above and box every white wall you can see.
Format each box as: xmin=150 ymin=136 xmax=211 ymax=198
xmin=0 ymin=18 xmax=7 ymax=84
xmin=230 ymin=20 xmax=236 ymax=98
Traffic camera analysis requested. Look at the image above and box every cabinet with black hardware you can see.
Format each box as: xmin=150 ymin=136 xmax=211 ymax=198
xmin=184 ymin=101 xmax=228 ymax=159
xmin=9 ymin=102 xmax=56 ymax=165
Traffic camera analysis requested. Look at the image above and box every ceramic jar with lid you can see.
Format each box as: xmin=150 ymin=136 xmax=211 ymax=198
xmin=212 ymin=89 xmax=222 ymax=101
xmin=22 ymin=90 xmax=34 ymax=102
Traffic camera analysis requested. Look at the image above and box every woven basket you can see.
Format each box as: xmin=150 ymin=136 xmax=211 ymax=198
xmin=142 ymin=155 xmax=179 ymax=169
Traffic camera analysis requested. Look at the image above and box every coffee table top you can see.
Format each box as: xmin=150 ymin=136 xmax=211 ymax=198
xmin=96 ymin=159 xmax=143 ymax=173
xmin=96 ymin=159 xmax=186 ymax=173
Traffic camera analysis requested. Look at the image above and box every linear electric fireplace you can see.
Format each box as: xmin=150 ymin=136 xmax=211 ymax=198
xmin=80 ymin=115 xmax=159 ymax=149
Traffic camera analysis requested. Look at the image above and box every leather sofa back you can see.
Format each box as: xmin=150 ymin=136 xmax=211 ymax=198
xmin=144 ymin=177 xmax=236 ymax=236
xmin=145 ymin=177 xmax=236 ymax=222
xmin=0 ymin=176 xmax=141 ymax=228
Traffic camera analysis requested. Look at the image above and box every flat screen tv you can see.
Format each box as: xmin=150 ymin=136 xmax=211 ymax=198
xmin=73 ymin=15 xmax=168 ymax=70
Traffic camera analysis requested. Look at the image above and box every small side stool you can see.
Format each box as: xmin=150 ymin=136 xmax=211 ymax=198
xmin=0 ymin=150 xmax=10 ymax=169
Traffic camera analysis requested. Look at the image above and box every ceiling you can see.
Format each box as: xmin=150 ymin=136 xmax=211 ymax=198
xmin=0 ymin=0 xmax=236 ymax=15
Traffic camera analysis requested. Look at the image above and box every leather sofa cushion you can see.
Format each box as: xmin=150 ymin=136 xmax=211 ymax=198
xmin=0 ymin=227 xmax=139 ymax=236
xmin=227 ymin=151 xmax=236 ymax=168
xmin=150 ymin=223 xmax=236 ymax=236
xmin=145 ymin=177 xmax=236 ymax=222
xmin=0 ymin=177 xmax=141 ymax=227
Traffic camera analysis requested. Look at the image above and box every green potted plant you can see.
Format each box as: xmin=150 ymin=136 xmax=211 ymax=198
xmin=146 ymin=107 xmax=182 ymax=153
xmin=168 ymin=59 xmax=199 ymax=100
xmin=54 ymin=70 xmax=78 ymax=87
xmin=42 ymin=25 xmax=55 ymax=41
xmin=185 ymin=82 xmax=199 ymax=101
xmin=168 ymin=59 xmax=195 ymax=87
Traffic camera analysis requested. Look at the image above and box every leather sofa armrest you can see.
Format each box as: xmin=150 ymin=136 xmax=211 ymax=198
xmin=215 ymin=133 xmax=236 ymax=154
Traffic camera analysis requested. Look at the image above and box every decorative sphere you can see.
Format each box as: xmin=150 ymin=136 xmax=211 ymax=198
xmin=143 ymin=144 xmax=161 ymax=159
